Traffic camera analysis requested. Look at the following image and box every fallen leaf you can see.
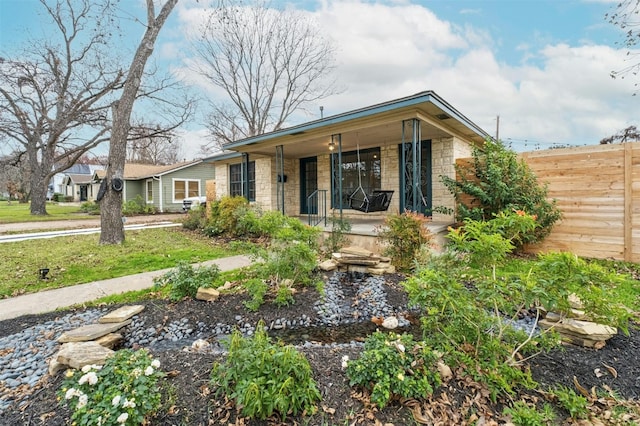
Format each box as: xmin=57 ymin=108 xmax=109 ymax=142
xmin=602 ymin=362 xmax=618 ymax=378
xmin=573 ymin=376 xmax=590 ymax=398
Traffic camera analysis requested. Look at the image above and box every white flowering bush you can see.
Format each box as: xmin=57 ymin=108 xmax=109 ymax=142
xmin=58 ymin=349 xmax=164 ymax=425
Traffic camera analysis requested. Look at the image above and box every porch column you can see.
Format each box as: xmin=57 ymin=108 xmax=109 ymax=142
xmin=242 ymin=153 xmax=250 ymax=201
xmin=330 ymin=134 xmax=343 ymax=219
xmin=275 ymin=145 xmax=285 ymax=214
xmin=400 ymin=119 xmax=422 ymax=212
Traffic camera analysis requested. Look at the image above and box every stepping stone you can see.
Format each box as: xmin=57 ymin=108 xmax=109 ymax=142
xmin=99 ymin=305 xmax=144 ymax=323
xmin=57 ymin=320 xmax=131 ymax=343
xmin=318 ymin=259 xmax=338 ymax=271
xmin=56 ymin=341 xmax=114 ymax=369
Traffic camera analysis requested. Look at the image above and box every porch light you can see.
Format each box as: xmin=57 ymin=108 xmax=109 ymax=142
xmin=328 ymin=140 xmax=335 ymax=151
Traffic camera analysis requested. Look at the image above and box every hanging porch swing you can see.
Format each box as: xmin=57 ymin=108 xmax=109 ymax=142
xmin=348 ymin=144 xmax=394 ymax=213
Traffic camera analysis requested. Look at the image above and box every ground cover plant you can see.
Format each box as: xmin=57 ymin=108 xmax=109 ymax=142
xmin=0 ymin=227 xmax=241 ymax=299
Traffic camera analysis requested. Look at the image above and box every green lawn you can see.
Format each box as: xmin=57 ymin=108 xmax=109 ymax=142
xmin=0 ymin=202 xmax=92 ymax=223
xmin=0 ymin=227 xmax=243 ymax=299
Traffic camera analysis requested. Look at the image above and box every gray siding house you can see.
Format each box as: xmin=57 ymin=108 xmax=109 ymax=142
xmin=93 ymin=160 xmax=214 ymax=213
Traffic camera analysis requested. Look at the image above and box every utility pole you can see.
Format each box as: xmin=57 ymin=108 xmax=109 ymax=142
xmin=320 ymin=106 xmax=324 ymax=119
xmin=496 ymin=115 xmax=500 ymax=141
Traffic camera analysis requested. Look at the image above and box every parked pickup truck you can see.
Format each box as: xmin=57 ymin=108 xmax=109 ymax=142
xmin=182 ymin=196 xmax=207 ymax=212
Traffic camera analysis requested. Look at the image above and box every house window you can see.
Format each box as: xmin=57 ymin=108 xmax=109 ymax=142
xmin=229 ymin=161 xmax=256 ymax=201
xmin=173 ymin=179 xmax=200 ymax=202
xmin=331 ymin=147 xmax=381 ymax=209
xmin=146 ymin=180 xmax=153 ymax=203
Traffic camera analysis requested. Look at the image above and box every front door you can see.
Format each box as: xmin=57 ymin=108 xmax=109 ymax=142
xmin=79 ymin=185 xmax=88 ymax=201
xmin=300 ymin=157 xmax=318 ymax=214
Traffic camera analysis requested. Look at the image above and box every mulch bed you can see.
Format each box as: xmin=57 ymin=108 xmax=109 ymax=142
xmin=1 ymin=275 xmax=639 ymax=425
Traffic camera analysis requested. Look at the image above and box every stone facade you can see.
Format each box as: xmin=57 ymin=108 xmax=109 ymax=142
xmin=211 ymin=136 xmax=473 ymax=222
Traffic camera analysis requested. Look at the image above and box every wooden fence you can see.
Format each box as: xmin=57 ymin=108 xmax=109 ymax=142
xmin=458 ymin=142 xmax=640 ymax=262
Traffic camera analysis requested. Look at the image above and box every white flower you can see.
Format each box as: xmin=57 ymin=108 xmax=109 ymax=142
xmin=112 ymin=395 xmax=121 ymax=407
xmin=144 ymin=366 xmax=154 ymax=376
xmin=151 ymin=359 xmax=160 ymax=368
xmin=341 ymin=355 xmax=349 ymax=369
xmin=116 ymin=412 xmax=129 ymax=424
xmin=123 ymin=398 xmax=136 ymax=409
xmin=397 ymin=343 xmax=406 ymax=353
xmin=132 ymin=368 xmax=142 ymax=378
xmin=76 ymin=393 xmax=88 ymax=409
xmin=81 ymin=365 xmax=92 ymax=373
xmin=65 ymin=388 xmax=78 ymax=400
xmin=79 ymin=371 xmax=99 ymax=385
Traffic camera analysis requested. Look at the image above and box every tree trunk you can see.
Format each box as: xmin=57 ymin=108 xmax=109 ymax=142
xmin=99 ymin=0 xmax=178 ymax=245
xmin=29 ymin=172 xmax=48 ymax=215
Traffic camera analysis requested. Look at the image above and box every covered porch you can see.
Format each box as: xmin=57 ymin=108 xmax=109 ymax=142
xmin=208 ymin=91 xmax=489 ymax=235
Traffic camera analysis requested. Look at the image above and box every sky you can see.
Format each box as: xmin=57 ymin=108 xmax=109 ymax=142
xmin=1 ymin=0 xmax=638 ymax=159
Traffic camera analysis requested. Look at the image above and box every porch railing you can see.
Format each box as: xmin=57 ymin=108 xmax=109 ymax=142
xmin=307 ymin=189 xmax=327 ymax=227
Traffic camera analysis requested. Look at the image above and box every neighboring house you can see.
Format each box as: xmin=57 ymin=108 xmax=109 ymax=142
xmin=204 ymin=91 xmax=490 ymax=224
xmin=93 ymin=160 xmax=214 ymax=213
xmin=61 ymin=173 xmax=96 ymax=202
xmin=51 ymin=164 xmax=105 ymax=201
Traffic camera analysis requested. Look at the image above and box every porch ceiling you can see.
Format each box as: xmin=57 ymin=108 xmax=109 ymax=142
xmin=224 ymin=91 xmax=489 ymax=159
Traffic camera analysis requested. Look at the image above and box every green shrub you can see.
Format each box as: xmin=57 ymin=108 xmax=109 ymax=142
xmin=210 ymin=324 xmax=321 ymax=420
xmin=376 ymin=211 xmax=433 ymax=271
xmin=346 ymin=331 xmax=441 ymax=409
xmin=403 ymin=261 xmax=546 ymax=401
xmin=58 ymin=349 xmax=164 ymax=425
xmin=207 ymin=196 xmax=251 ymax=236
xmin=122 ymin=195 xmax=157 ymax=215
xmin=80 ymin=201 xmax=100 ymax=215
xmin=447 ymin=211 xmax=538 ymax=277
xmin=153 ymin=261 xmax=220 ymax=301
xmin=532 ymin=252 xmax=632 ymax=333
xmin=243 ymin=278 xmax=268 ymax=311
xmin=182 ymin=207 xmax=207 ymax=230
xmin=440 ymin=139 xmax=562 ymax=244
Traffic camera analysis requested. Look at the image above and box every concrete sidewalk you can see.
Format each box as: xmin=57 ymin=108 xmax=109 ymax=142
xmin=0 ymin=255 xmax=252 ymax=321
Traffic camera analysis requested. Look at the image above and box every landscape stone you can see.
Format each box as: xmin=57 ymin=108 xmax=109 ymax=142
xmin=196 ymin=287 xmax=220 ymax=301
xmin=318 ymin=259 xmax=338 ymax=271
xmin=95 ymin=333 xmax=123 ymax=349
xmin=98 ymin=305 xmax=144 ymax=323
xmin=340 ymin=246 xmax=373 ymax=257
xmin=57 ymin=320 xmax=131 ymax=343
xmin=56 ymin=342 xmax=114 ymax=369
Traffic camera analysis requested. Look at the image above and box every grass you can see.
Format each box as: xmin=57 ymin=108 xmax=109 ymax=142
xmin=0 ymin=227 xmax=244 ymax=299
xmin=0 ymin=202 xmax=92 ymax=223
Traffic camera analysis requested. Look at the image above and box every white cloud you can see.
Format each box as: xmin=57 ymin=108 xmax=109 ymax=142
xmin=172 ymin=0 xmax=639 ymax=150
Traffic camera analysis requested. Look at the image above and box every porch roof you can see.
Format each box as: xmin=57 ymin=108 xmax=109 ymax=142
xmin=223 ymin=90 xmax=490 ymax=158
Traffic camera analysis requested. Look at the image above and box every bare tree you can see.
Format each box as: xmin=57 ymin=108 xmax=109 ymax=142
xmin=0 ymin=0 xmax=191 ymax=216
xmin=99 ymin=0 xmax=178 ymax=245
xmin=600 ymin=125 xmax=640 ymax=144
xmin=191 ymin=0 xmax=338 ymax=150
xmin=0 ymin=0 xmax=123 ymax=215
xmin=606 ymin=0 xmax=640 ymax=92
xmin=0 ymin=152 xmax=29 ymax=203
xmin=127 ymin=124 xmax=182 ymax=165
